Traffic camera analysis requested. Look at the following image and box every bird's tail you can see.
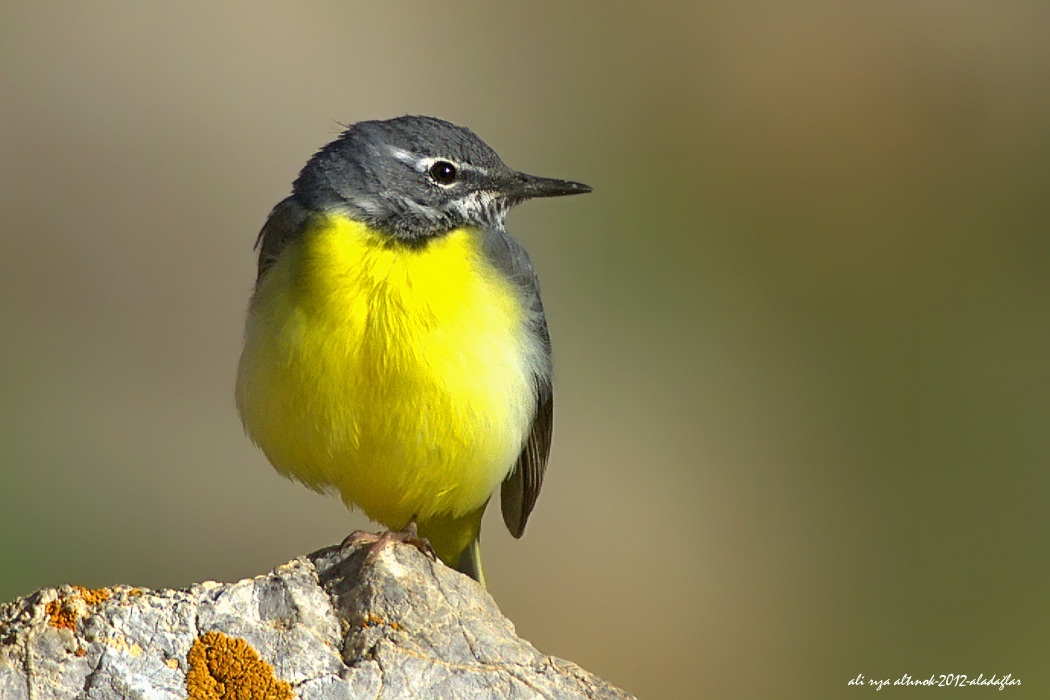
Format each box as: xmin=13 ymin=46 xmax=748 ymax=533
xmin=455 ymin=537 xmax=486 ymax=588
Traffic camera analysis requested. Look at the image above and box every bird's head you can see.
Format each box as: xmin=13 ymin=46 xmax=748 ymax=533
xmin=293 ymin=115 xmax=590 ymax=241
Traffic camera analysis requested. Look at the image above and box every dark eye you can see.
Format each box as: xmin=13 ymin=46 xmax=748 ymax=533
xmin=428 ymin=160 xmax=458 ymax=185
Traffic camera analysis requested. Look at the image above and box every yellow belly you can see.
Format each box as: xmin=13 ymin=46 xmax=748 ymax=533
xmin=235 ymin=215 xmax=535 ymax=533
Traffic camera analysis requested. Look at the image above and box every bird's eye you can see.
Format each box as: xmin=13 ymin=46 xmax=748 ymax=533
xmin=428 ymin=160 xmax=458 ymax=185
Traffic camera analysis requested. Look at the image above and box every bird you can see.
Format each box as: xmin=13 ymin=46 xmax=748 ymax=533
xmin=235 ymin=115 xmax=591 ymax=587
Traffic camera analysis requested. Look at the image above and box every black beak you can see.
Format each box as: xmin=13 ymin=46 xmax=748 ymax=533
xmin=501 ymin=172 xmax=592 ymax=200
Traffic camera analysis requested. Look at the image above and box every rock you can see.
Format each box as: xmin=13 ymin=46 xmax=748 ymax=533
xmin=0 ymin=543 xmax=633 ymax=699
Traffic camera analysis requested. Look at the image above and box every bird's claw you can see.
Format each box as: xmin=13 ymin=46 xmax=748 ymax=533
xmin=341 ymin=519 xmax=437 ymax=564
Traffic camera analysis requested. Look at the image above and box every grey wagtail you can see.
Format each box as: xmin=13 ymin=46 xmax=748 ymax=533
xmin=236 ymin=116 xmax=591 ymax=586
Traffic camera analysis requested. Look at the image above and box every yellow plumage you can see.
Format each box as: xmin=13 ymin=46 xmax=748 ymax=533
xmin=235 ymin=214 xmax=536 ymax=567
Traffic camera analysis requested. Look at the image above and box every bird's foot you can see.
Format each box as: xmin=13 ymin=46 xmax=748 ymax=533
xmin=341 ymin=519 xmax=437 ymax=565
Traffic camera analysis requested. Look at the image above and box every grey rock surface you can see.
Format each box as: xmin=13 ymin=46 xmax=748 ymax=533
xmin=0 ymin=544 xmax=633 ymax=699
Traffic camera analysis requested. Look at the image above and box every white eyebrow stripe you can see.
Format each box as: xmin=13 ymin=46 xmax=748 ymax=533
xmin=384 ymin=145 xmax=490 ymax=176
xmin=452 ymin=161 xmax=490 ymax=176
xmin=387 ymin=145 xmax=422 ymax=168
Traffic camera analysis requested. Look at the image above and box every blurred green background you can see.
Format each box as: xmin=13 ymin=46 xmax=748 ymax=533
xmin=3 ymin=2 xmax=1049 ymax=697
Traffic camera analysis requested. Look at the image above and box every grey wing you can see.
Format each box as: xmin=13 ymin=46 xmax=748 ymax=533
xmin=254 ymin=196 xmax=313 ymax=282
xmin=482 ymin=228 xmax=555 ymax=539
xmin=501 ymin=348 xmax=553 ymax=538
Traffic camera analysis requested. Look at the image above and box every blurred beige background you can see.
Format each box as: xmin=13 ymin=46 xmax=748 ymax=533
xmin=3 ymin=2 xmax=1049 ymax=697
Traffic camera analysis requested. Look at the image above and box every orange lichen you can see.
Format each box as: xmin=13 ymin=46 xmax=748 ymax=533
xmin=186 ymin=630 xmax=293 ymax=700
xmin=79 ymin=587 xmax=111 ymax=606
xmin=361 ymin=613 xmax=402 ymax=631
xmin=45 ymin=599 xmax=78 ymax=630
xmin=45 ymin=586 xmax=112 ymax=630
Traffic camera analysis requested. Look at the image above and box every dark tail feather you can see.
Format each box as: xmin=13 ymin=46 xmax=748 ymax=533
xmin=455 ymin=538 xmax=486 ymax=588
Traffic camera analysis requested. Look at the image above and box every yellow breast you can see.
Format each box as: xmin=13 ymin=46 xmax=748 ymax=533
xmin=235 ymin=215 xmax=536 ymax=528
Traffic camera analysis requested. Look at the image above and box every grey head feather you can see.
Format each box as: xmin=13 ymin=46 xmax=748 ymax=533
xmin=292 ymin=115 xmax=518 ymax=240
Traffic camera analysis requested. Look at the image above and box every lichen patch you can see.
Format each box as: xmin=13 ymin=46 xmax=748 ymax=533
xmin=45 ymin=586 xmax=112 ymax=631
xmin=186 ymin=630 xmax=293 ymax=700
